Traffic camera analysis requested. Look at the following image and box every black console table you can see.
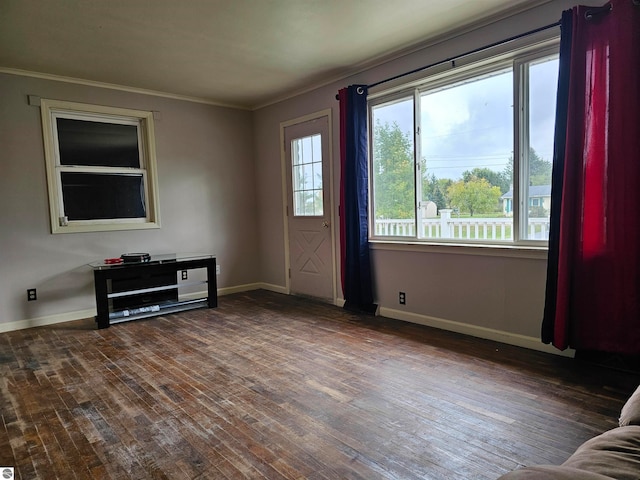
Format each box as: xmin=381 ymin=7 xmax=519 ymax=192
xmin=90 ymin=254 xmax=217 ymax=329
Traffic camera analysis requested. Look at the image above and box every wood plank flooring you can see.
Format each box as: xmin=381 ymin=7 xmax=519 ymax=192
xmin=1 ymin=290 xmax=638 ymax=479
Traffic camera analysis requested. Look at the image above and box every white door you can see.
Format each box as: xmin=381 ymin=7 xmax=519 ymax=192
xmin=284 ymin=115 xmax=334 ymax=302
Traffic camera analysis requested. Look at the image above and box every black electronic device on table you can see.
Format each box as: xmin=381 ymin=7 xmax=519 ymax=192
xmin=120 ymin=253 xmax=151 ymax=263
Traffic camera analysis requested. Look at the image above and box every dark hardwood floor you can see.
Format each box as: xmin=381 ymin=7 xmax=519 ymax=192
xmin=1 ymin=290 xmax=638 ymax=479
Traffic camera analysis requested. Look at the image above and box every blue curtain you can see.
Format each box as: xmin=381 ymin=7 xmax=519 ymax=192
xmin=541 ymin=9 xmax=572 ymax=346
xmin=339 ymin=85 xmax=377 ymax=314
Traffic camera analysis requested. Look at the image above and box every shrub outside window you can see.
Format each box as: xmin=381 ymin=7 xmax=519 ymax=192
xmin=369 ymin=44 xmax=559 ymax=246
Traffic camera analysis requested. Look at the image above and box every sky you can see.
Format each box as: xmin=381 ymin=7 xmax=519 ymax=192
xmin=372 ymin=56 xmax=559 ymax=182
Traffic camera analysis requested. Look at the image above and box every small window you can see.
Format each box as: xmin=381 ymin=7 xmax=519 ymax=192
xmin=40 ymin=99 xmax=160 ymax=234
xmin=291 ymin=134 xmax=323 ymax=216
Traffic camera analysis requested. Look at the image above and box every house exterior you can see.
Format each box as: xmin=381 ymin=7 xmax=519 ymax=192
xmin=501 ymin=185 xmax=552 ymax=216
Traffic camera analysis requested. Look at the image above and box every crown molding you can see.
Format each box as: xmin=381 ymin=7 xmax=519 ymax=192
xmin=0 ymin=67 xmax=250 ymax=110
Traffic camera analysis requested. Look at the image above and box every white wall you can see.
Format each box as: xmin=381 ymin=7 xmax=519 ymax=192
xmin=253 ymin=0 xmax=599 ymax=354
xmin=0 ymin=73 xmax=259 ymax=329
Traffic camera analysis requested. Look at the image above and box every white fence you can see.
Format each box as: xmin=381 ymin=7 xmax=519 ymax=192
xmin=374 ymin=209 xmax=550 ymax=241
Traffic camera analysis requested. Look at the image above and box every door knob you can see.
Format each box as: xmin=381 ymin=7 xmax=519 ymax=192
xmin=322 ymin=221 xmax=330 ymax=228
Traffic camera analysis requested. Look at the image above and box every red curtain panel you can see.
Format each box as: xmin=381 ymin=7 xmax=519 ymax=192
xmin=543 ymin=0 xmax=640 ymax=354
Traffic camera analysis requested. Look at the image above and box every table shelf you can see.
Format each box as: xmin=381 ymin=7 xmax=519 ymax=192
xmin=106 ymin=280 xmax=208 ymax=299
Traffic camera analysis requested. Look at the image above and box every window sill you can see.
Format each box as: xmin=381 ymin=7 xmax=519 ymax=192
xmin=52 ymin=221 xmax=161 ymax=235
xmin=369 ymin=239 xmax=548 ymax=260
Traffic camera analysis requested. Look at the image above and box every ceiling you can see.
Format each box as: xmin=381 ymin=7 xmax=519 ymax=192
xmin=0 ymin=0 xmax=551 ymax=109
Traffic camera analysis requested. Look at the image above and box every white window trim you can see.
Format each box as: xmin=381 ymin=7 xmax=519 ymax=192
xmin=40 ymin=99 xmax=161 ymax=234
xmin=368 ymin=38 xmax=559 ymax=250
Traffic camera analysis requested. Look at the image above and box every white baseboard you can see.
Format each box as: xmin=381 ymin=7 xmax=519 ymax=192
xmin=182 ymin=282 xmax=288 ymax=299
xmin=379 ymin=306 xmax=574 ymax=357
xmin=316 ymin=298 xmax=576 ymax=358
xmin=1 ymin=283 xmax=288 ymax=334
xmin=1 ymin=286 xmax=575 ymax=359
xmin=336 ymin=298 xmax=566 ymax=356
xmin=0 ymin=308 xmax=97 ymax=334
xmin=254 ymin=283 xmax=289 ymax=295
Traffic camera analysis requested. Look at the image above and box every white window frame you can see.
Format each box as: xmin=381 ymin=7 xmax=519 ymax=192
xmin=368 ymin=36 xmax=559 ymax=249
xmin=40 ymin=99 xmax=161 ymax=234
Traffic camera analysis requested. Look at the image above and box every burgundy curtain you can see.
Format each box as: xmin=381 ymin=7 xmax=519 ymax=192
xmin=339 ymin=88 xmax=348 ymax=295
xmin=542 ymin=0 xmax=640 ymax=354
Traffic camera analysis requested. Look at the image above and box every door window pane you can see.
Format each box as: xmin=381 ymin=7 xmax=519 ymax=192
xmin=292 ymin=134 xmax=323 ymax=216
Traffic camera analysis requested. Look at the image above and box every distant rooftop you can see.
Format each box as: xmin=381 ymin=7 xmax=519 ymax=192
xmin=501 ymin=185 xmax=551 ymax=199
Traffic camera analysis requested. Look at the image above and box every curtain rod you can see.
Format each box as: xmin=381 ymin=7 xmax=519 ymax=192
xmin=335 ymin=20 xmax=560 ymax=99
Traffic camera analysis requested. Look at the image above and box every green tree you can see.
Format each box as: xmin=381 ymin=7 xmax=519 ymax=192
xmin=502 ymin=147 xmax=552 ymax=187
xmin=529 ymin=148 xmax=552 ymax=185
xmin=438 ymin=178 xmax=453 ymax=204
xmin=447 ymin=177 xmax=502 ymax=216
xmin=462 ymin=167 xmax=510 ymax=194
xmin=422 ymin=172 xmax=447 ymax=211
xmin=372 ymin=120 xmax=414 ymax=219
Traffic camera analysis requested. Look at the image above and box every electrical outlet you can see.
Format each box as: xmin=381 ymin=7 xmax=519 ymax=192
xmin=27 ymin=288 xmax=37 ymax=301
xmin=216 ymin=265 xmax=221 ymax=275
xmin=181 ymin=270 xmax=188 ymax=280
xmin=399 ymin=291 xmax=406 ymax=305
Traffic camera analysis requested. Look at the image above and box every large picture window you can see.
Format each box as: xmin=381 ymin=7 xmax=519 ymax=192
xmin=40 ymin=99 xmax=160 ymax=234
xmin=369 ymin=43 xmax=558 ymax=246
